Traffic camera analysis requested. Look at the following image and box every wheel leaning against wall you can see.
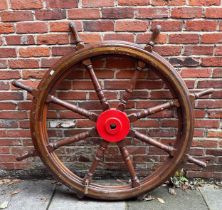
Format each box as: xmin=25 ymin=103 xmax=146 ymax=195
xmin=12 ymin=23 xmax=214 ymax=200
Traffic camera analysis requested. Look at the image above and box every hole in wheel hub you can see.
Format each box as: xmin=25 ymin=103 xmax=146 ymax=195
xmin=96 ymin=109 xmax=130 ymax=143
xmin=110 ymin=124 xmax=116 ymax=129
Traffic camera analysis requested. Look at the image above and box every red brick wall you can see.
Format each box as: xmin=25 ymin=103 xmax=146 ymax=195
xmin=0 ymin=0 xmax=221 ymax=180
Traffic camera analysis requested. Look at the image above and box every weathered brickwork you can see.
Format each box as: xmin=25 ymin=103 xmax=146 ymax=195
xmin=0 ymin=0 xmax=221 ymax=180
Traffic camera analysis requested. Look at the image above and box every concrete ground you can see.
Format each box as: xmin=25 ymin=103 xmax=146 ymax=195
xmin=0 ymin=179 xmax=221 ymax=210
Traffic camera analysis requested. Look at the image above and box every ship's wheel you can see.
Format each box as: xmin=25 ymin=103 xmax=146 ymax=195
xmin=12 ymin=23 xmax=213 ymax=200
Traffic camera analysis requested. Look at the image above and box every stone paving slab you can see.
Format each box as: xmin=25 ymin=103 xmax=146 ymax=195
xmin=127 ymin=186 xmax=209 ymax=210
xmin=48 ymin=185 xmax=126 ymax=210
xmin=0 ymin=180 xmax=221 ymax=210
xmin=0 ymin=180 xmax=55 ymax=210
xmin=199 ymin=185 xmax=222 ymax=210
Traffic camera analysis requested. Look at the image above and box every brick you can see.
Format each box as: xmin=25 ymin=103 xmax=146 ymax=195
xmin=35 ymin=9 xmax=66 ymax=20
xmin=22 ymin=70 xmax=46 ymax=79
xmin=1 ymin=11 xmax=33 ymax=22
xmin=72 ymin=81 xmax=94 ymax=90
xmin=84 ymin=21 xmax=114 ymax=32
xmin=134 ymin=120 xmax=159 ymax=128
xmin=68 ymin=9 xmax=100 ymax=19
xmin=192 ymin=140 xmax=218 ymax=148
xmin=169 ymin=34 xmax=199 ymax=44
xmin=37 ymin=34 xmax=69 ymax=45
xmin=119 ymin=0 xmax=150 ymax=5
xmin=0 ymin=111 xmax=26 ymax=119
xmin=46 ymin=0 xmax=77 ymax=8
xmin=89 ymin=91 xmax=117 ymax=100
xmin=16 ymin=22 xmax=48 ymax=34
xmin=0 ymin=23 xmax=14 ymax=34
xmin=189 ymin=0 xmax=220 ymax=6
xmin=104 ymin=33 xmax=134 ymax=42
xmin=106 ymin=57 xmax=135 ymax=69
xmin=215 ymin=46 xmax=222 ymax=56
xmin=198 ymin=80 xmax=222 ymax=88
xmin=104 ymin=80 xmax=132 ymax=90
xmin=0 ymin=71 xmax=20 ymax=80
xmin=150 ymin=91 xmax=173 ymax=99
xmin=195 ymin=119 xmax=220 ymax=128
xmin=185 ymin=20 xmax=217 ymax=31
xmin=0 ymin=102 xmax=16 ymax=110
xmin=116 ymin=20 xmax=148 ymax=32
xmin=0 ymin=81 xmax=9 ymax=90
xmin=220 ymin=22 xmax=222 ymax=31
xmin=170 ymin=57 xmax=200 ymax=67
xmin=0 ymin=120 xmax=18 ymax=128
xmin=154 ymin=46 xmax=181 ymax=56
xmin=102 ymin=8 xmax=134 ymax=19
xmin=136 ymin=33 xmax=167 ymax=44
xmin=0 ymin=48 xmax=17 ymax=58
xmin=181 ymin=68 xmax=211 ymax=78
xmin=201 ymin=34 xmax=222 ymax=44
xmin=197 ymin=100 xmax=222 ymax=109
xmin=0 ymin=60 xmax=7 ymax=69
xmin=135 ymin=8 xmax=169 ymax=19
xmin=85 ymin=70 xmax=114 ymax=79
xmin=206 ymin=149 xmax=222 ymax=156
xmin=208 ymin=110 xmax=222 ymax=118
xmin=211 ymin=90 xmax=222 ymax=99
xmin=0 ymin=0 xmax=7 ymax=10
xmin=213 ymin=69 xmax=222 ymax=78
xmin=171 ymin=7 xmax=202 ymax=18
xmin=58 ymin=92 xmax=86 ymax=100
xmin=0 ymin=154 xmax=16 ymax=162
xmin=151 ymin=21 xmax=182 ymax=32
xmin=41 ymin=58 xmax=60 ymax=68
xmin=206 ymin=8 xmax=222 ymax=18
xmin=50 ymin=21 xmax=82 ymax=32
xmin=19 ymin=47 xmax=50 ymax=57
xmin=0 ymin=130 xmax=30 ymax=138
xmin=202 ymin=57 xmax=222 ymax=67
xmin=152 ymin=0 xmax=185 ymax=5
xmin=0 ymin=147 xmax=10 ymax=154
xmin=208 ymin=131 xmax=222 ymax=138
xmin=11 ymin=0 xmax=43 ymax=9
xmin=52 ymin=47 xmax=74 ymax=56
xmin=6 ymin=35 xmax=35 ymax=45
xmin=183 ymin=46 xmax=213 ymax=56
xmin=9 ymin=59 xmax=39 ymax=69
xmin=82 ymin=0 xmax=114 ymax=7
xmin=0 ymin=92 xmax=23 ymax=100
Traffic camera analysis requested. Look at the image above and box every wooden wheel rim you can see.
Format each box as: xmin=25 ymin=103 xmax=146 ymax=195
xmin=30 ymin=41 xmax=194 ymax=200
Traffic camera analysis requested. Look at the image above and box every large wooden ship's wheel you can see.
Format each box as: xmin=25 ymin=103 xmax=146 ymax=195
xmin=12 ymin=23 xmax=214 ymax=200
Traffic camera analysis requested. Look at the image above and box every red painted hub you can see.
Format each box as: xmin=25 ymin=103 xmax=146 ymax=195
xmin=96 ymin=109 xmax=130 ymax=143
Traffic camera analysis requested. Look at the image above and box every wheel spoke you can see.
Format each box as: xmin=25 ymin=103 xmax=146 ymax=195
xmin=47 ymin=128 xmax=96 ymax=152
xmin=117 ymin=61 xmax=146 ymax=111
xmin=130 ymin=130 xmax=206 ymax=167
xmin=117 ymin=141 xmax=140 ymax=188
xmin=130 ymin=129 xmax=174 ymax=155
xmin=128 ymin=99 xmax=180 ymax=122
xmin=47 ymin=95 xmax=98 ymax=121
xmin=83 ymin=141 xmax=109 ymax=194
xmin=83 ymin=59 xmax=110 ymax=110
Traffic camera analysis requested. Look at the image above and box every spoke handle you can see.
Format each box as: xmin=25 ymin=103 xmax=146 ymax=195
xmin=12 ymin=80 xmax=35 ymax=95
xmin=128 ymin=99 xmax=179 ymax=122
xmin=48 ymin=95 xmax=98 ymax=122
xmin=83 ymin=59 xmax=110 ymax=110
xmin=194 ymin=88 xmax=214 ymax=99
xmin=47 ymin=129 xmax=96 ymax=152
xmin=16 ymin=149 xmax=38 ymax=161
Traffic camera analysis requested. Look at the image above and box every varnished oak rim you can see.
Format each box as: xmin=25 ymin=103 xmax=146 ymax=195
xmin=30 ymin=42 xmax=194 ymax=200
